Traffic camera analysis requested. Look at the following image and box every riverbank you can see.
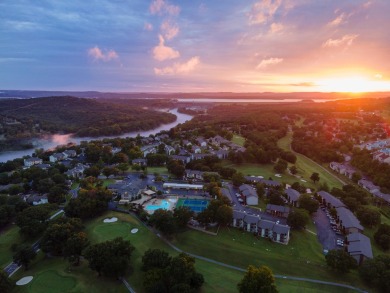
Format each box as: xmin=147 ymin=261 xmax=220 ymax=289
xmin=0 ymin=108 xmax=193 ymax=163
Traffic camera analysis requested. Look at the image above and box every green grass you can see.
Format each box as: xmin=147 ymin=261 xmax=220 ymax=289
xmin=0 ymin=225 xmax=22 ymax=268
xmin=172 ymin=227 xmax=365 ymax=289
xmin=277 ymin=132 xmax=343 ymax=189
xmin=232 ymin=134 xmax=245 ymax=147
xmin=276 ymin=279 xmax=357 ymax=293
xmin=101 ymin=179 xmax=115 ymax=188
xmin=146 ymin=166 xmax=170 ymax=175
xmin=70 ymin=182 xmax=79 ymax=189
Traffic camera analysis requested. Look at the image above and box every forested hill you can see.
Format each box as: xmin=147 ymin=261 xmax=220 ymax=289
xmin=0 ymin=96 xmax=176 ymax=137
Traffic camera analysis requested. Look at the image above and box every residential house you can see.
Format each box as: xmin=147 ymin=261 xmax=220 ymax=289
xmin=285 ymin=188 xmax=300 ymax=207
xmin=63 ymin=150 xmax=77 ymax=158
xmin=191 ymin=145 xmax=201 ymax=154
xmin=239 ymin=184 xmax=258 ymax=205
xmin=358 ymin=179 xmax=380 ymax=194
xmin=232 ymin=210 xmax=246 ymax=228
xmin=336 ymin=207 xmax=364 ymax=234
xmin=329 ymin=162 xmax=356 ymax=179
xmin=185 ymin=169 xmax=204 ymax=180
xmin=26 ymin=194 xmax=48 ymax=206
xmin=65 ymin=163 xmax=86 ymax=179
xmin=317 ymin=191 xmax=345 ymax=209
xmin=346 ymin=233 xmax=373 ymax=265
xmin=24 ymin=157 xmax=43 ymax=167
xmin=132 ymin=158 xmax=147 ymax=166
xmin=213 ymin=150 xmax=229 ymax=159
xmin=266 ymin=204 xmax=290 ymax=218
xmin=221 ymin=188 xmax=232 ymax=203
xmin=170 ymin=155 xmax=191 ymax=164
xmin=141 ymin=144 xmax=159 ymax=157
xmin=107 ymin=179 xmax=146 ymax=201
xmin=49 ymin=153 xmax=66 ymax=163
xmin=165 ymin=145 xmax=175 ymax=155
xmin=196 ymin=137 xmax=207 ymax=148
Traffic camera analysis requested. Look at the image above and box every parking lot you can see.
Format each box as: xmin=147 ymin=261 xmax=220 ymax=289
xmin=313 ymin=206 xmax=344 ymax=251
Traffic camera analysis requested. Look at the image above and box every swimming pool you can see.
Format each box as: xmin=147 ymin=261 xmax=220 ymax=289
xmin=144 ymin=200 xmax=170 ymax=211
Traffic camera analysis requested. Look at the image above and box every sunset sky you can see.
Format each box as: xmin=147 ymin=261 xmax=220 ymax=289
xmin=1 ymin=0 xmax=390 ymax=92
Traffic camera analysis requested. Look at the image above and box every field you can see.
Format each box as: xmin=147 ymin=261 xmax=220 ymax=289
xmin=0 ymin=225 xmax=23 ymax=268
xmin=277 ymin=132 xmax=343 ymax=189
xmin=11 ymin=212 xmax=367 ymax=292
xmin=232 ymin=134 xmax=245 ymax=147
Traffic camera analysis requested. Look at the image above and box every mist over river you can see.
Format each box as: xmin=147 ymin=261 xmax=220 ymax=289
xmin=0 ymin=108 xmax=192 ymax=163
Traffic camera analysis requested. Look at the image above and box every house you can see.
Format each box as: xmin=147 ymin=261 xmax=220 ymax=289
xmin=346 ymin=233 xmax=373 ymax=265
xmin=132 ymin=158 xmax=147 ymax=166
xmin=192 ymin=153 xmax=211 ymax=160
xmin=141 ymin=144 xmax=159 ymax=157
xmin=24 ymin=157 xmax=43 ymax=167
xmin=111 ymin=147 xmax=122 ymax=154
xmin=163 ymin=183 xmax=204 ymax=190
xmin=329 ymin=162 xmax=356 ymax=179
xmin=285 ymin=188 xmax=300 ymax=207
xmin=266 ymin=204 xmax=290 ymax=218
xmin=213 ymin=150 xmax=229 ymax=159
xmin=169 ymin=155 xmax=191 ymax=164
xmin=65 ymin=163 xmax=86 ymax=178
xmin=371 ymin=190 xmax=390 ymax=206
xmin=239 ymin=184 xmax=258 ymax=205
xmin=35 ymin=164 xmax=51 ymax=170
xmin=107 ymin=179 xmax=146 ymax=201
xmin=26 ymin=194 xmax=48 ymax=206
xmin=336 ymin=207 xmax=364 ymax=234
xmin=63 ymin=150 xmax=77 ymax=158
xmin=191 ymin=145 xmax=201 ymax=154
xmin=165 ymin=145 xmax=175 ymax=155
xmin=221 ymin=188 xmax=232 ymax=203
xmin=49 ymin=153 xmax=66 ymax=163
xmin=358 ymin=179 xmax=380 ymax=194
xmin=231 ymin=211 xmax=290 ymax=244
xmin=185 ymin=169 xmax=204 ymax=180
xmin=196 ymin=137 xmax=207 ymax=148
xmin=317 ymin=191 xmax=345 ymax=209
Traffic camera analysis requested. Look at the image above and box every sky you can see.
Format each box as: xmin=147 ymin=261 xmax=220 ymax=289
xmin=1 ymin=0 xmax=390 ymax=93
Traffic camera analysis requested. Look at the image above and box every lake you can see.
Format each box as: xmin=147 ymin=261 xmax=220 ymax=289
xmin=0 ymin=108 xmax=192 ymax=163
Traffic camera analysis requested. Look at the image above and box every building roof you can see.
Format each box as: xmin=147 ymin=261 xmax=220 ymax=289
xmin=239 ymin=184 xmax=258 ymax=199
xmin=258 ymin=219 xmax=275 ymax=229
xmin=266 ymin=204 xmax=290 ymax=214
xmin=317 ymin=191 xmax=345 ymax=208
xmin=244 ymin=214 xmax=261 ymax=224
xmin=233 ymin=210 xmax=246 ymax=220
xmin=347 ymin=233 xmax=373 ymax=259
xmin=285 ymin=188 xmax=300 ymax=202
xmin=336 ymin=207 xmax=364 ymax=231
xmin=221 ymin=188 xmax=232 ymax=202
xmin=273 ymin=223 xmax=290 ymax=235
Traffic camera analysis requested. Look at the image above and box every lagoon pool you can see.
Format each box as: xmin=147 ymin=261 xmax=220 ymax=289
xmin=144 ymin=200 xmax=170 ymax=211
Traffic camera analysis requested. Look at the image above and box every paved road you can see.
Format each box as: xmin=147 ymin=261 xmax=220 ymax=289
xmin=121 ymin=277 xmax=136 ymax=293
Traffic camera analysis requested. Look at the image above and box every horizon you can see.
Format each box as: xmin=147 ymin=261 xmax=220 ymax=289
xmin=1 ymin=0 xmax=390 ymax=93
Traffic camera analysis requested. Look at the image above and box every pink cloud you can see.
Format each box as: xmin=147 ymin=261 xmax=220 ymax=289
xmin=154 ymin=56 xmax=200 ymax=75
xmin=87 ymin=46 xmax=118 ymax=62
xmin=144 ymin=22 xmax=153 ymax=31
xmin=269 ymin=22 xmax=284 ymax=33
xmin=256 ymin=57 xmax=283 ymax=69
xmin=150 ymin=0 xmax=180 ymax=16
xmin=322 ymin=34 xmax=358 ymax=48
xmin=249 ymin=0 xmax=282 ymax=25
xmin=161 ymin=21 xmax=179 ymax=40
xmin=152 ymin=35 xmax=180 ymax=61
xmin=327 ymin=12 xmax=346 ymax=27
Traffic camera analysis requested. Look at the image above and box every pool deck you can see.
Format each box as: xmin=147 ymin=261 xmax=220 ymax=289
xmin=144 ymin=196 xmax=178 ymax=214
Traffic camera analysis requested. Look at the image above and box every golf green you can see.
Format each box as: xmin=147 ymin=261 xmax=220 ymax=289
xmin=92 ymin=221 xmax=133 ymax=243
xmin=27 ymin=270 xmax=76 ymax=293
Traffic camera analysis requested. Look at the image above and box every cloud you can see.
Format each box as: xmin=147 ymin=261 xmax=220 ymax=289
xmin=249 ymin=0 xmax=282 ymax=25
xmin=154 ymin=56 xmax=200 ymax=75
xmin=144 ymin=22 xmax=153 ymax=31
xmin=161 ymin=21 xmax=179 ymax=40
xmin=87 ymin=46 xmax=118 ymax=62
xmin=374 ymin=74 xmax=382 ymax=79
xmin=152 ymin=35 xmax=180 ymax=61
xmin=269 ymin=22 xmax=284 ymax=33
xmin=150 ymin=0 xmax=180 ymax=16
xmin=256 ymin=57 xmax=283 ymax=69
xmin=322 ymin=34 xmax=358 ymax=48
xmin=327 ymin=13 xmax=346 ymax=27
xmin=290 ymin=82 xmax=316 ymax=87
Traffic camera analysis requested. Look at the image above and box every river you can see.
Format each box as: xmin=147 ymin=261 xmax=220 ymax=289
xmin=0 ymin=108 xmax=192 ymax=163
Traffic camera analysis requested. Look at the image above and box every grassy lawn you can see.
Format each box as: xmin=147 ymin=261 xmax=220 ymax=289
xmin=276 ymin=279 xmax=357 ymax=293
xmin=172 ymin=227 xmax=365 ymax=289
xmin=0 ymin=225 xmax=22 ymax=268
xmin=277 ymin=132 xmax=343 ymax=189
xmin=101 ymin=179 xmax=115 ymax=188
xmin=232 ymin=134 xmax=245 ymax=147
xmin=146 ymin=166 xmax=170 ymax=175
xmin=70 ymin=182 xmax=79 ymax=189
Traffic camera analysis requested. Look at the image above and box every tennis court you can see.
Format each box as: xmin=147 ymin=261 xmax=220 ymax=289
xmin=176 ymin=198 xmax=209 ymax=212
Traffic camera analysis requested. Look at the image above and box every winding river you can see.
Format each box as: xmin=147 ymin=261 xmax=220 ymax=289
xmin=0 ymin=108 xmax=192 ymax=163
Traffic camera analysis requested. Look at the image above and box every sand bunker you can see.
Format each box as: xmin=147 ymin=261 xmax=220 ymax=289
xmin=103 ymin=217 xmax=118 ymax=223
xmin=131 ymin=228 xmax=139 ymax=234
xmin=16 ymin=276 xmax=33 ymax=286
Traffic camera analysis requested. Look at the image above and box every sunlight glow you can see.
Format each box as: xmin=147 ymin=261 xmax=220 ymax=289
xmin=317 ymin=76 xmax=390 ymax=93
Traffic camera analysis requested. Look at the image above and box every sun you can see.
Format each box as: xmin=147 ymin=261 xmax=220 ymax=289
xmin=317 ymin=75 xmax=390 ymax=93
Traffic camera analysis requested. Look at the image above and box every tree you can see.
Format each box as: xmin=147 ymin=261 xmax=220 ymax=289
xmin=273 ymin=159 xmax=288 ymax=174
xmin=173 ymin=207 xmax=194 ymax=229
xmin=64 ymin=232 xmax=90 ymax=265
xmin=289 ymin=165 xmax=298 ymax=175
xmin=298 ymin=194 xmax=319 ymax=214
xmin=268 ymin=189 xmax=285 ymax=206
xmin=16 ymin=205 xmax=52 ymax=238
xmin=215 ymin=205 xmax=233 ymax=226
xmin=357 ymin=206 xmax=381 ymax=228
xmin=13 ymin=244 xmax=36 ymax=270
xmin=351 ymin=172 xmax=362 ymax=183
xmin=142 ymin=249 xmax=172 ymax=271
xmin=237 ymin=265 xmax=278 ymax=293
xmin=374 ymin=224 xmax=390 ymax=251
xmin=149 ymin=209 xmax=177 ymax=235
xmin=287 ymin=208 xmax=310 ymax=229
xmin=48 ymin=185 xmax=66 ymax=204
xmin=325 ymin=249 xmax=357 ymax=273
xmin=359 ymin=255 xmax=390 ymax=293
xmin=85 ymin=237 xmax=135 ymax=278
xmin=0 ymin=271 xmax=13 ymax=293
xmin=232 ymin=172 xmax=245 ymax=187
xmin=310 ymin=172 xmax=320 ymax=184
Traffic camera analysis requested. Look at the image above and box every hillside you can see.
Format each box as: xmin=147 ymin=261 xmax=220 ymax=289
xmin=0 ymin=96 xmax=176 ymax=138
